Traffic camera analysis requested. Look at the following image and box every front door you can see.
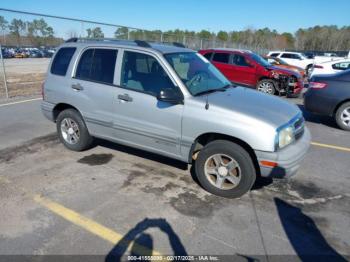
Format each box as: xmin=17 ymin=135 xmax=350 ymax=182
xmin=230 ymin=53 xmax=257 ymax=86
xmin=113 ymin=50 xmax=183 ymax=158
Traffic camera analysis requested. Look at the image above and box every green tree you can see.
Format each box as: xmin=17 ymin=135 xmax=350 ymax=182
xmin=0 ymin=16 xmax=8 ymax=44
xmin=27 ymin=19 xmax=54 ymax=46
xmin=217 ymin=31 xmax=228 ymax=41
xmin=86 ymin=27 xmax=104 ymax=38
xmin=9 ymin=18 xmax=26 ymax=45
xmin=114 ymin=27 xmax=128 ymax=39
xmin=197 ymin=30 xmax=212 ymax=39
xmin=0 ymin=16 xmax=8 ymax=32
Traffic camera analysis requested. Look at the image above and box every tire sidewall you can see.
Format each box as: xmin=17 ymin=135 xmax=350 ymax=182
xmin=195 ymin=140 xmax=256 ymax=198
xmin=56 ymin=109 xmax=93 ymax=151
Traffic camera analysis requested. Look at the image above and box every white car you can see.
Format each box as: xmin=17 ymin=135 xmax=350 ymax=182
xmin=310 ymin=59 xmax=350 ymax=78
xmin=267 ymin=51 xmax=314 ymax=72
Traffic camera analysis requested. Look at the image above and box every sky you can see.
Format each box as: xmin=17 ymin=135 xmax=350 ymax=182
xmin=0 ymin=0 xmax=349 ymax=38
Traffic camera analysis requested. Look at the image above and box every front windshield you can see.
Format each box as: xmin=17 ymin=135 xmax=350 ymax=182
xmin=250 ymin=53 xmax=271 ymax=67
xmin=164 ymin=52 xmax=231 ymax=96
xmin=274 ymin=57 xmax=288 ymax=65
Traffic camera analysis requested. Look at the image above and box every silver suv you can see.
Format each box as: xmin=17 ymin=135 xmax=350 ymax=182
xmin=42 ymin=38 xmax=311 ymax=198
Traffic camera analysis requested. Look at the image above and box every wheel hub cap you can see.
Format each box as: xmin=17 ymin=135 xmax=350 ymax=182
xmin=218 ymin=166 xmax=228 ymax=176
xmin=204 ymin=153 xmax=241 ymax=190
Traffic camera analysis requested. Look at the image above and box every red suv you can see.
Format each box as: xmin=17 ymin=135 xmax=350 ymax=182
xmin=199 ymin=49 xmax=304 ymax=97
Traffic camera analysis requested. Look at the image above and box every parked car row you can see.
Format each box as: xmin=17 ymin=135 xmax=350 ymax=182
xmin=1 ymin=47 xmax=56 ymax=58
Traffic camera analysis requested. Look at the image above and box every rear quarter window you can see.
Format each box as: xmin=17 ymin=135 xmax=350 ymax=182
xmin=50 ymin=47 xmax=76 ymax=76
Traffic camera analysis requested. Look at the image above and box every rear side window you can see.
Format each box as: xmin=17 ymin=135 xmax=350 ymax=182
xmin=270 ymin=53 xmax=280 ymax=57
xmin=203 ymin=52 xmax=213 ymax=60
xmin=281 ymin=53 xmax=300 ymax=59
xmin=50 ymin=47 xmax=76 ymax=76
xmin=76 ymin=48 xmax=117 ymax=84
xmin=332 ymin=62 xmax=350 ymax=70
xmin=213 ymin=53 xmax=230 ymax=64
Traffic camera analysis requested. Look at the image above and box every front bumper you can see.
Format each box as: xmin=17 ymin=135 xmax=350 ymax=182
xmin=254 ymin=127 xmax=311 ymax=178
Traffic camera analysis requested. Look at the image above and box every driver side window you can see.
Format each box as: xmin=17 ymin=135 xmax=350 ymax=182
xmin=120 ymin=51 xmax=175 ymax=96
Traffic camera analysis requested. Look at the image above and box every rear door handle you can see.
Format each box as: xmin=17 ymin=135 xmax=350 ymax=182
xmin=71 ymin=83 xmax=84 ymax=91
xmin=118 ymin=94 xmax=133 ymax=102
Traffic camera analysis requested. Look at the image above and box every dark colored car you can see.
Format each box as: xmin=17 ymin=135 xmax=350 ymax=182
xmin=304 ymin=70 xmax=350 ymax=130
xmin=199 ymin=49 xmax=304 ymax=97
xmin=29 ymin=50 xmax=43 ymax=58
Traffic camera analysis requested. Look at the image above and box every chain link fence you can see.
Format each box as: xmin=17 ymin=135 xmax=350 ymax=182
xmin=0 ymin=8 xmax=269 ymax=100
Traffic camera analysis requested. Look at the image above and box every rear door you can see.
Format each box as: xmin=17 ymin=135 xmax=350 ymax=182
xmin=211 ymin=52 xmax=236 ymax=82
xmin=70 ymin=47 xmax=118 ymax=138
xmin=279 ymin=53 xmax=301 ymax=67
xmin=230 ymin=53 xmax=257 ymax=86
xmin=112 ymin=49 xmax=183 ymax=158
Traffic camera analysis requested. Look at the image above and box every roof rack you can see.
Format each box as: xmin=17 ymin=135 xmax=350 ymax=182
xmin=65 ymin=37 xmax=151 ymax=47
xmin=64 ymin=38 xmax=186 ymax=49
xmin=171 ymin=42 xmax=186 ymax=48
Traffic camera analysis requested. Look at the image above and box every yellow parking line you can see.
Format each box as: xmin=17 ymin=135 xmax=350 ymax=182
xmin=311 ymin=142 xmax=350 ymax=152
xmin=34 ymin=194 xmax=162 ymax=256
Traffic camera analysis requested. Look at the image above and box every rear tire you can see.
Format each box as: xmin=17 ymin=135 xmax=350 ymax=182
xmin=194 ymin=140 xmax=256 ymax=198
xmin=56 ymin=109 xmax=93 ymax=151
xmin=256 ymin=79 xmax=276 ymax=95
xmin=335 ymin=102 xmax=350 ymax=131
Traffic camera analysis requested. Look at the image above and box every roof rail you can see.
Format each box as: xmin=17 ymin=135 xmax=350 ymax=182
xmin=65 ymin=37 xmax=78 ymax=43
xmin=172 ymin=42 xmax=186 ymax=48
xmin=134 ymin=40 xmax=151 ymax=48
xmin=64 ymin=38 xmax=187 ymax=49
xmin=64 ymin=37 xmax=152 ymax=48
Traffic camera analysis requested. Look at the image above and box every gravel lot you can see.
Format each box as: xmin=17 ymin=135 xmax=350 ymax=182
xmin=0 ymin=58 xmax=50 ymax=98
xmin=0 ymin=97 xmax=349 ymax=260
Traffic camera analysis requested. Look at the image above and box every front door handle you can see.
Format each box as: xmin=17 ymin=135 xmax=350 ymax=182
xmin=71 ymin=83 xmax=84 ymax=91
xmin=118 ymin=94 xmax=133 ymax=102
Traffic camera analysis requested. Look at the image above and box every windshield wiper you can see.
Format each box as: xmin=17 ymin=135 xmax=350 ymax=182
xmin=221 ymin=83 xmax=236 ymax=89
xmin=194 ymin=87 xmax=226 ymax=96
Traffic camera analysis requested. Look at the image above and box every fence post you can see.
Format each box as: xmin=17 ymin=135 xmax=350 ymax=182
xmin=127 ymin=29 xmax=130 ymax=40
xmin=0 ymin=45 xmax=9 ymax=99
xmin=160 ymin=33 xmax=163 ymax=43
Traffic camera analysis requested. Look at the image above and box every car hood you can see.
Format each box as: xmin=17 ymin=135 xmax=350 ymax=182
xmin=266 ymin=65 xmax=300 ymax=76
xmin=205 ymin=86 xmax=301 ymax=128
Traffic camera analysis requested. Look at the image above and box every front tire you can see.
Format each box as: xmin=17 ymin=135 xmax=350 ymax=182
xmin=195 ymin=140 xmax=256 ymax=198
xmin=56 ymin=109 xmax=93 ymax=151
xmin=256 ymin=79 xmax=276 ymax=95
xmin=335 ymin=102 xmax=350 ymax=131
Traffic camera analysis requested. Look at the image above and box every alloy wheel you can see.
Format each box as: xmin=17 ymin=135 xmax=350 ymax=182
xmin=340 ymin=107 xmax=350 ymax=127
xmin=60 ymin=118 xmax=80 ymax=144
xmin=204 ymin=154 xmax=241 ymax=190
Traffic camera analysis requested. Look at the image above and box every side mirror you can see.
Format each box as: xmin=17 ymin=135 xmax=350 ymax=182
xmin=157 ymin=88 xmax=184 ymax=104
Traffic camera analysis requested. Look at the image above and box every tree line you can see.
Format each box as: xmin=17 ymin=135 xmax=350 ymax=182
xmin=0 ymin=16 xmax=349 ymax=51
xmin=0 ymin=16 xmax=61 ymax=47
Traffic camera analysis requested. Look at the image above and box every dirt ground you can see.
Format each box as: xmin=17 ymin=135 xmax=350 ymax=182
xmin=0 ymin=58 xmax=50 ymax=98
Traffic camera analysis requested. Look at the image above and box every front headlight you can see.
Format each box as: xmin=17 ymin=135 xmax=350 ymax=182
xmin=276 ymin=125 xmax=294 ymax=149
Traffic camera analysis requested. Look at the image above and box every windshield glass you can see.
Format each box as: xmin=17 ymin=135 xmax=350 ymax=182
xmin=164 ymin=52 xmax=231 ymax=96
xmin=250 ymin=53 xmax=271 ymax=67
